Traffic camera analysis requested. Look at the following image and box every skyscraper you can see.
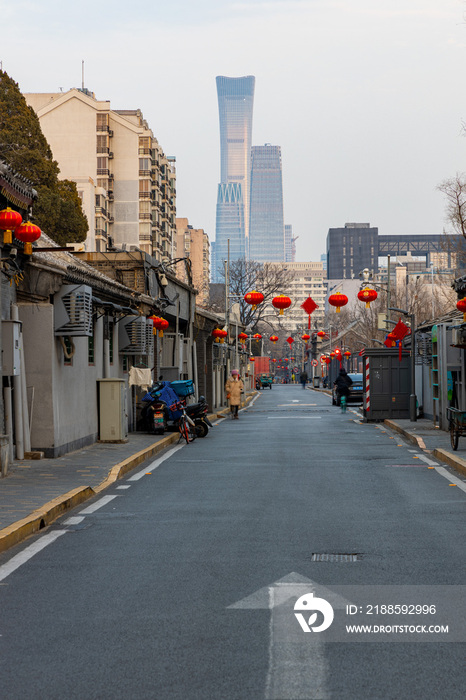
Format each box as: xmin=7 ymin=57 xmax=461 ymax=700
xmin=249 ymin=144 xmax=285 ymax=261
xmin=213 ymin=75 xmax=255 ymax=281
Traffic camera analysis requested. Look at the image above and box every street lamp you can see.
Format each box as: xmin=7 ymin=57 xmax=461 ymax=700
xmin=389 ymin=306 xmax=417 ymax=422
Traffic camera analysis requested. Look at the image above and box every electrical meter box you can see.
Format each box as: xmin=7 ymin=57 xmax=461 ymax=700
xmin=2 ymin=320 xmax=22 ymax=376
xmin=97 ymin=379 xmax=128 ymax=442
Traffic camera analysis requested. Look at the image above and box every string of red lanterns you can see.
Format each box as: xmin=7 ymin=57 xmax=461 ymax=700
xmin=0 ymin=208 xmax=41 ymax=253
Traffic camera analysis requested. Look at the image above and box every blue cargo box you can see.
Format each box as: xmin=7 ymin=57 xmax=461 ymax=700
xmin=170 ymin=380 xmax=195 ymax=397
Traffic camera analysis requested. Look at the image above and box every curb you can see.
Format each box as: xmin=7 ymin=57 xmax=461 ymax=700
xmin=432 ymin=448 xmax=466 ymax=478
xmin=383 ymin=419 xmax=426 ymax=449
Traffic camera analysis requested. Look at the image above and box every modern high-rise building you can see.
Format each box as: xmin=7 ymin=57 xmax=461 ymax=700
xmin=213 ymin=75 xmax=255 ymax=281
xmin=249 ymin=144 xmax=285 ymax=262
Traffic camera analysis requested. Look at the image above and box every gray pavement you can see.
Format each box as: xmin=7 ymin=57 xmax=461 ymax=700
xmin=1 ymin=387 xmax=466 ymax=554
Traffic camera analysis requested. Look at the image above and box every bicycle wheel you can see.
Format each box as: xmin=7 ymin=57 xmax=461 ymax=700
xmin=178 ymin=417 xmax=190 ymax=444
xmin=450 ymin=423 xmax=459 ymax=451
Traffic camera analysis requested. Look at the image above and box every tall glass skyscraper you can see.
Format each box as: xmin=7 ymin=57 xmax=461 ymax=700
xmin=213 ymin=75 xmax=255 ymax=281
xmin=249 ymin=144 xmax=285 ymax=262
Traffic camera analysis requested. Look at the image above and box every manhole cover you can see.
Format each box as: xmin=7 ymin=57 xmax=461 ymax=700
xmin=311 ymin=553 xmax=360 ymax=562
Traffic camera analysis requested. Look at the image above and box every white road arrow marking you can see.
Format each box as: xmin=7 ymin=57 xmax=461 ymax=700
xmin=229 ymin=573 xmax=351 ymax=700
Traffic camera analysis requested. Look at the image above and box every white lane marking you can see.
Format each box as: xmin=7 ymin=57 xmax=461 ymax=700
xmin=278 ymin=404 xmax=317 ymax=407
xmin=267 ymin=416 xmax=322 ymax=420
xmin=127 ymin=444 xmax=184 ymax=481
xmin=116 ymin=485 xmax=131 ymax=490
xmin=79 ymin=495 xmax=119 ymax=514
xmin=0 ymin=531 xmax=67 ymax=583
xmin=435 ymin=467 xmax=466 ymax=494
xmin=63 ymin=516 xmax=85 ymax=525
xmin=416 ymin=454 xmax=439 ymax=467
xmin=408 ymin=449 xmax=418 ymax=453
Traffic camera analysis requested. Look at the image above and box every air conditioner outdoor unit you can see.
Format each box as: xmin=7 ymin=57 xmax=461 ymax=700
xmin=451 ymin=328 xmax=466 ymax=348
xmin=108 ymin=152 xmax=114 ymax=159
xmin=54 ymin=284 xmax=93 ymax=336
xmin=119 ymin=316 xmax=148 ymax=355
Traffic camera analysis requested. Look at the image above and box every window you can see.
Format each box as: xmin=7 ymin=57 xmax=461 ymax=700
xmin=96 ymin=135 xmax=108 ymax=153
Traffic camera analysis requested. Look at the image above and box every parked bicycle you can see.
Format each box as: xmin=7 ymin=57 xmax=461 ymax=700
xmin=173 ymin=400 xmax=197 ymax=444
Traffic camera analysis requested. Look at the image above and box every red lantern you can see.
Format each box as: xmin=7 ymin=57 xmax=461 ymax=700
xmin=457 ymin=298 xmax=466 ymax=322
xmin=244 ymin=290 xmax=264 ymax=310
xmin=286 ymin=336 xmax=294 ymax=347
xmin=272 ymin=358 xmax=277 ymax=363
xmin=301 ymin=333 xmax=310 ymax=342
xmin=330 ymin=352 xmax=336 ymax=358
xmin=152 ymin=316 xmax=169 ymax=338
xmin=344 ymin=350 xmax=351 ymax=358
xmin=272 ymin=294 xmax=291 ymax=315
xmin=324 ymin=356 xmax=331 ymax=365
xmin=0 ymin=208 xmax=23 ymax=245
xmin=269 ymin=335 xmax=278 ymax=344
xmin=317 ymin=331 xmax=326 ymax=338
xmin=15 ymin=221 xmax=41 ymax=255
xmin=253 ymin=333 xmax=262 ymax=340
xmin=328 ymin=292 xmax=348 ymax=313
xmin=249 ymin=357 xmax=255 ymax=362
xmin=238 ymin=332 xmax=248 ymax=343
xmin=357 ymin=287 xmax=378 ymax=309
xmin=212 ymin=328 xmax=224 ymax=343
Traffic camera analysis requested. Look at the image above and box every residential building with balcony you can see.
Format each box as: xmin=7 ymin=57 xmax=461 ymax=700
xmin=25 ymin=89 xmax=176 ymax=261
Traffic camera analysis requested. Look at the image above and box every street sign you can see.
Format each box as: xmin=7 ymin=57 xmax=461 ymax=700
xmin=311 ymin=359 xmax=318 ymax=367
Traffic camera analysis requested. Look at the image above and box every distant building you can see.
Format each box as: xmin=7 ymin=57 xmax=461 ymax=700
xmin=327 ymin=222 xmax=464 ymax=281
xmin=285 ymin=225 xmax=293 ymax=262
xmin=214 ymin=75 xmax=255 ymax=281
xmin=175 ymin=218 xmax=210 ymax=307
xmin=249 ymin=144 xmax=285 ymax=261
xmin=25 ymin=89 xmax=176 ymax=261
xmin=320 ymin=253 xmax=327 ymax=272
xmin=269 ymin=261 xmax=327 ymax=331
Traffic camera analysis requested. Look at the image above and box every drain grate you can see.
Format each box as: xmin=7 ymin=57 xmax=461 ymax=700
xmin=311 ymin=553 xmax=360 ymax=562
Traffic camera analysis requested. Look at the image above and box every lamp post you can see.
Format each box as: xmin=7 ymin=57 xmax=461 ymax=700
xmin=389 ymin=306 xmax=417 ymax=422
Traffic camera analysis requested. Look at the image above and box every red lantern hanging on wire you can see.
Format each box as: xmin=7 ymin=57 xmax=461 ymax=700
xmin=253 ymin=333 xmax=262 ymax=340
xmin=244 ymin=290 xmax=264 ymax=311
xmin=317 ymin=331 xmax=326 ymax=338
xmin=300 ymin=296 xmax=318 ymax=328
xmin=269 ymin=335 xmax=278 ymax=344
xmin=357 ymin=287 xmax=378 ymax=309
xmin=344 ymin=350 xmax=351 ymax=358
xmin=328 ymin=292 xmax=348 ymax=313
xmin=15 ymin=221 xmax=41 ymax=255
xmin=0 ymin=207 xmax=22 ymax=245
xmin=249 ymin=357 xmax=255 ymax=362
xmin=457 ymin=298 xmax=466 ymax=322
xmin=272 ymin=358 xmax=277 ymax=363
xmin=324 ymin=356 xmax=331 ymax=365
xmin=286 ymin=336 xmax=294 ymax=348
xmin=238 ymin=332 xmax=248 ymax=343
xmin=272 ymin=294 xmax=291 ymax=315
xmin=301 ymin=333 xmax=311 ymax=342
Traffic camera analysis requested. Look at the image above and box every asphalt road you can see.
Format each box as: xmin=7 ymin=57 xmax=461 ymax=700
xmin=0 ymin=385 xmax=465 ymax=700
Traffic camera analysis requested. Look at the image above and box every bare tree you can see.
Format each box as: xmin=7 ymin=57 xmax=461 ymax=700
xmin=208 ymin=258 xmax=295 ymax=329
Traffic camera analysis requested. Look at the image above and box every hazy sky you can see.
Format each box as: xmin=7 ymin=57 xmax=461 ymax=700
xmin=2 ymin=0 xmax=466 ymax=261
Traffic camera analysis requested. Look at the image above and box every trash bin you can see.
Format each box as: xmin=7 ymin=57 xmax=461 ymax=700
xmin=313 ymin=377 xmax=320 ymax=388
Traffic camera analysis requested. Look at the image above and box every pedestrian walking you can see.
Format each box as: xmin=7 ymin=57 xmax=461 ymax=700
xmin=299 ymin=370 xmax=308 ymax=389
xmin=225 ymin=369 xmax=244 ymax=419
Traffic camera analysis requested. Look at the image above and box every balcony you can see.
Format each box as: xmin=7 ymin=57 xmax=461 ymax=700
xmin=139 ymin=192 xmax=151 ymax=199
xmin=97 ymin=168 xmax=109 ymax=176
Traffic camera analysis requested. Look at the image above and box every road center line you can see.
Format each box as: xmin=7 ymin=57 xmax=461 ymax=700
xmin=0 ymin=531 xmax=67 ymax=583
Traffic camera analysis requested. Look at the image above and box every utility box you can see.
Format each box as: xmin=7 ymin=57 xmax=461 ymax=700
xmin=97 ymin=379 xmax=128 ymax=442
xmin=361 ymin=348 xmax=411 ymax=422
xmin=2 ymin=320 xmax=21 ymax=376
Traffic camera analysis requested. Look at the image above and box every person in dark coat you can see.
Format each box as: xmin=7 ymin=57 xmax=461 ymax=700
xmin=299 ymin=370 xmax=308 ymax=389
xmin=333 ymin=368 xmax=352 ymax=405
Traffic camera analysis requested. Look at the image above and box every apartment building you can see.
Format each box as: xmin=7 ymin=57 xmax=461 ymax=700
xmin=25 ymin=88 xmax=176 ymax=261
xmin=175 ymin=218 xmax=210 ymax=307
xmin=270 ymin=261 xmax=327 ymax=331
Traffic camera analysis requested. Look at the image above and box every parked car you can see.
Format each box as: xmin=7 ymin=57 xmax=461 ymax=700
xmin=332 ymin=373 xmax=364 ymax=405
